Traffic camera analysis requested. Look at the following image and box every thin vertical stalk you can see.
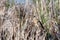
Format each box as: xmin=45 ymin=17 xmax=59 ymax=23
xmin=49 ymin=0 xmax=55 ymax=19
xmin=59 ymin=0 xmax=60 ymax=9
xmin=36 ymin=0 xmax=41 ymax=21
xmin=41 ymin=0 xmax=47 ymax=24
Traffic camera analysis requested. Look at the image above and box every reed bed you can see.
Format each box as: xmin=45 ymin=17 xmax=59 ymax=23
xmin=0 ymin=0 xmax=60 ymax=40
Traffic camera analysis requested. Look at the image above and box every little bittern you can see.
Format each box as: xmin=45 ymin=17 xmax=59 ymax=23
xmin=33 ymin=16 xmax=44 ymax=29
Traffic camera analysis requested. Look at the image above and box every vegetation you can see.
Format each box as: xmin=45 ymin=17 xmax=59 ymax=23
xmin=0 ymin=0 xmax=60 ymax=40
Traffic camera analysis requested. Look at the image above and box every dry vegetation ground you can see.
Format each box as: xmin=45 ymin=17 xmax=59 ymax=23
xmin=0 ymin=0 xmax=60 ymax=40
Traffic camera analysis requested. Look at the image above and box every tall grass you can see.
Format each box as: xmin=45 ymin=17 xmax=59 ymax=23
xmin=0 ymin=0 xmax=60 ymax=40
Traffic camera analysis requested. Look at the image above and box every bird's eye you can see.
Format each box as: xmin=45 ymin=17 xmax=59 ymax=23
xmin=34 ymin=16 xmax=35 ymax=17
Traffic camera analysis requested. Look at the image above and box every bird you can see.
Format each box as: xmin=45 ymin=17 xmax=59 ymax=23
xmin=33 ymin=16 xmax=44 ymax=30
